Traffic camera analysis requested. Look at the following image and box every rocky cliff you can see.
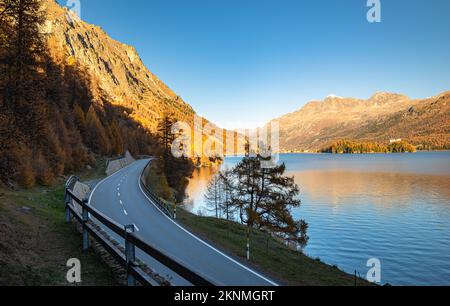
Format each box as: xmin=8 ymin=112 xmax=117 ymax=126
xmin=42 ymin=0 xmax=195 ymax=129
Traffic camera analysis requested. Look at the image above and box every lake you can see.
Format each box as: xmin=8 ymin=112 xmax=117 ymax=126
xmin=182 ymin=152 xmax=450 ymax=285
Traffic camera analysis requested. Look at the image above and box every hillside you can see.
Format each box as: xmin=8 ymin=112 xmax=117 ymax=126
xmin=271 ymin=92 xmax=450 ymax=151
xmin=0 ymin=0 xmax=216 ymax=189
xmin=43 ymin=0 xmax=195 ymax=129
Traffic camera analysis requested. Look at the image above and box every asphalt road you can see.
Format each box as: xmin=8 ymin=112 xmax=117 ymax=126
xmin=88 ymin=159 xmax=277 ymax=286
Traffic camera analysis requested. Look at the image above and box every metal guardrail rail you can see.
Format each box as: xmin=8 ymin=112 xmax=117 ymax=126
xmin=64 ymin=186 xmax=214 ymax=286
xmin=139 ymin=160 xmax=177 ymax=219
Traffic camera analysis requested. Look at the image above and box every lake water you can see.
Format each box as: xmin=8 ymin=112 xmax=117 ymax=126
xmin=182 ymin=152 xmax=450 ymax=285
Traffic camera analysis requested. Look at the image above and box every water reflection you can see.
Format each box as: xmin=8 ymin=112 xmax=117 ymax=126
xmin=182 ymin=152 xmax=450 ymax=285
xmin=183 ymin=166 xmax=219 ymax=214
xmin=293 ymin=170 xmax=450 ymax=213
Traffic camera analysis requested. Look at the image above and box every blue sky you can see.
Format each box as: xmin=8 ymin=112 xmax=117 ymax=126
xmin=58 ymin=0 xmax=450 ymax=128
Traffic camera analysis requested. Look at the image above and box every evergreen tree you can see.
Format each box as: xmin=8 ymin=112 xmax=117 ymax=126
xmin=2 ymin=0 xmax=47 ymax=139
xmin=156 ymin=114 xmax=194 ymax=201
xmin=228 ymin=155 xmax=307 ymax=256
xmin=157 ymin=113 xmax=176 ymax=156
xmin=0 ymin=0 xmax=48 ymax=183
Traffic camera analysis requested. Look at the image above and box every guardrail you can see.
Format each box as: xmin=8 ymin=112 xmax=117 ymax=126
xmin=64 ymin=187 xmax=214 ymax=286
xmin=106 ymin=151 xmax=136 ymax=176
xmin=139 ymin=160 xmax=176 ymax=219
xmin=65 ymin=175 xmax=79 ymax=190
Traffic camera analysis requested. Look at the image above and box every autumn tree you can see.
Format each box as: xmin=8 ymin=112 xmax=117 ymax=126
xmin=0 ymin=1 xmax=194 ymax=188
xmin=85 ymin=105 xmax=111 ymax=155
xmin=1 ymin=0 xmax=47 ymax=137
xmin=109 ymin=119 xmax=124 ymax=155
xmin=157 ymin=113 xmax=176 ymax=156
xmin=0 ymin=0 xmax=49 ymax=184
xmin=73 ymin=103 xmax=86 ymax=134
xmin=228 ymin=155 xmax=307 ymax=259
xmin=156 ymin=114 xmax=194 ymax=201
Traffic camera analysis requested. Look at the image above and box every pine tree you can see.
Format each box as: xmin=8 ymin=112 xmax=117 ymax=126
xmin=221 ymin=155 xmax=309 ymax=259
xmin=228 ymin=156 xmax=307 ymax=250
xmin=157 ymin=113 xmax=176 ymax=156
xmin=0 ymin=0 xmax=48 ymax=183
xmin=2 ymin=0 xmax=47 ymax=139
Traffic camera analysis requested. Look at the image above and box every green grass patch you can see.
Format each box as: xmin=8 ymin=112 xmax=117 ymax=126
xmin=0 ymin=158 xmax=117 ymax=286
xmin=176 ymin=208 xmax=373 ymax=286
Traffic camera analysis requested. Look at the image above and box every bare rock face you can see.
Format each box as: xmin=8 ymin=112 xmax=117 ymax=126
xmin=42 ymin=0 xmax=195 ymax=130
xmin=271 ymin=92 xmax=450 ymax=151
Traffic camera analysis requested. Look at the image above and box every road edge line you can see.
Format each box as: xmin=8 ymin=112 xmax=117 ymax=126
xmin=137 ymin=159 xmax=279 ymax=286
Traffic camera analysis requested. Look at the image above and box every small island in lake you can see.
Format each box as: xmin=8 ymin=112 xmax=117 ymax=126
xmin=320 ymin=139 xmax=416 ymax=154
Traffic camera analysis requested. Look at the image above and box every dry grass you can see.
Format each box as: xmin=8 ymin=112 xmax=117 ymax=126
xmin=0 ymin=159 xmax=117 ymax=286
xmin=177 ymin=209 xmax=374 ymax=286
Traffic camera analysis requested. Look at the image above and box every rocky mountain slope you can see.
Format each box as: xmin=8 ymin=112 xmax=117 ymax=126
xmin=32 ymin=1 xmax=450 ymax=155
xmin=42 ymin=0 xmax=195 ymax=129
xmin=271 ymin=92 xmax=450 ymax=151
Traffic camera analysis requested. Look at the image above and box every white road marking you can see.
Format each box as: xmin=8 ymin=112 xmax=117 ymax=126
xmin=119 ymin=200 xmax=123 ymax=205
xmin=133 ymin=224 xmax=140 ymax=231
xmin=88 ymin=162 xmax=134 ymax=204
xmin=89 ymin=159 xmax=276 ymax=286
xmin=123 ymin=210 xmax=128 ymax=216
xmin=136 ymin=169 xmax=278 ymax=286
xmin=117 ymin=192 xmax=120 ymax=197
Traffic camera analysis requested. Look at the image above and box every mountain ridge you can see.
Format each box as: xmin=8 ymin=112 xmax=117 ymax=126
xmin=43 ymin=0 xmax=196 ymax=130
xmin=270 ymin=91 xmax=450 ymax=151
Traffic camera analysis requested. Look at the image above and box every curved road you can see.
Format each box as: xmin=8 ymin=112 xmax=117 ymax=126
xmin=89 ymin=159 xmax=277 ymax=286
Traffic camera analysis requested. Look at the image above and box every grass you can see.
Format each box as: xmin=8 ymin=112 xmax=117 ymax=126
xmin=0 ymin=154 xmax=373 ymax=286
xmin=176 ymin=208 xmax=373 ymax=286
xmin=144 ymin=161 xmax=173 ymax=201
xmin=0 ymin=158 xmax=118 ymax=286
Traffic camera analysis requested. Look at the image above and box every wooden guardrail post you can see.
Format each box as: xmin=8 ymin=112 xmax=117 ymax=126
xmin=125 ymin=224 xmax=137 ymax=286
xmin=82 ymin=199 xmax=90 ymax=252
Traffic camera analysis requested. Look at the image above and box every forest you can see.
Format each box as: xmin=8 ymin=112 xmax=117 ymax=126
xmin=0 ymin=0 xmax=192 ymax=198
xmin=320 ymin=139 xmax=417 ymax=154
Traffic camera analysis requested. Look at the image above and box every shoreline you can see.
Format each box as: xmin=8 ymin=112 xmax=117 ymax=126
xmin=176 ymin=207 xmax=374 ymax=286
xmin=224 ymin=150 xmax=449 ymax=157
xmin=282 ymin=149 xmax=449 ymax=155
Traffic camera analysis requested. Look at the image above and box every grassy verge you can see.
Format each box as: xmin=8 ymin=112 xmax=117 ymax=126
xmin=0 ymin=159 xmax=117 ymax=286
xmin=176 ymin=208 xmax=372 ymax=286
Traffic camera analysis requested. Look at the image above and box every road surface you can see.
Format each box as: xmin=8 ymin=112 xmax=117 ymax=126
xmin=88 ymin=159 xmax=277 ymax=286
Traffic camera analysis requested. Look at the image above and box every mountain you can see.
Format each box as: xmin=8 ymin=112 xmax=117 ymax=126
xmin=0 ymin=0 xmax=217 ymax=188
xmin=43 ymin=0 xmax=195 ymax=129
xmin=271 ymin=91 xmax=450 ymax=151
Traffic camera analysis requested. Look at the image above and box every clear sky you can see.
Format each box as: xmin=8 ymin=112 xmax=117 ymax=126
xmin=58 ymin=0 xmax=450 ymax=128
